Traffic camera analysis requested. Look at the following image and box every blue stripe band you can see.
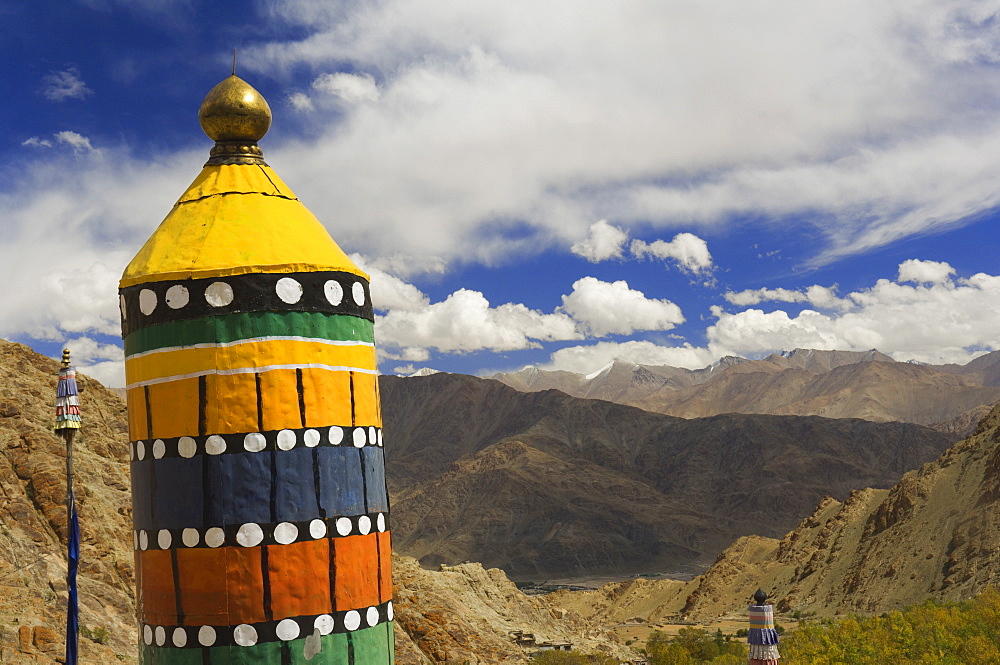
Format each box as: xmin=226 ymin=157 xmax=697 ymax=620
xmin=131 ymin=446 xmax=388 ymax=531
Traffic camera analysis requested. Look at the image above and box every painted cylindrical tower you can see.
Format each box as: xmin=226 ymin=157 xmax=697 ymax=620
xmin=747 ymin=589 xmax=779 ymax=665
xmin=120 ymin=74 xmax=393 ymax=664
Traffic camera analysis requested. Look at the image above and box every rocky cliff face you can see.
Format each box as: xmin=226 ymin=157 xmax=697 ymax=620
xmin=382 ymin=373 xmax=955 ymax=577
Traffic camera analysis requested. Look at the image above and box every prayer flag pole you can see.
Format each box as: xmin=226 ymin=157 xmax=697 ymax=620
xmin=55 ymin=348 xmax=81 ymax=665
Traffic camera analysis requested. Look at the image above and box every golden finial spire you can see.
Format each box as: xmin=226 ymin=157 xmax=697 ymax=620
xmin=198 ymin=61 xmax=272 ymax=166
xmin=61 ymin=348 xmax=71 ymax=368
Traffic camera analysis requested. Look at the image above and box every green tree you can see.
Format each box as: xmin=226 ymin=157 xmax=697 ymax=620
xmin=531 ymin=650 xmax=617 ymax=665
xmin=675 ymin=627 xmax=720 ymax=661
xmin=646 ymin=627 xmax=746 ymax=664
xmin=708 ymin=654 xmax=745 ymax=665
xmin=780 ymin=589 xmax=1000 ymax=664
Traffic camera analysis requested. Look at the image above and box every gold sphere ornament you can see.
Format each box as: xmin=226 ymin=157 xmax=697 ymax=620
xmin=198 ymin=74 xmax=272 ymax=143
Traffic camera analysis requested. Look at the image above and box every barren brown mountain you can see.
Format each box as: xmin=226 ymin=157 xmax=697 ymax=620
xmin=493 ymin=349 xmax=1000 ymax=432
xmin=0 ymin=340 xmax=624 ymax=664
xmin=381 ymin=373 xmax=955 ymax=577
xmin=392 ymin=555 xmax=634 ymax=664
xmin=5 ymin=336 xmax=995 ymax=662
xmin=554 ymin=399 xmax=1000 ymax=626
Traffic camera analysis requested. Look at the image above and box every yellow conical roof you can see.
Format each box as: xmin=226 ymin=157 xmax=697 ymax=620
xmin=120 ymin=76 xmax=363 ymax=288
xmin=121 ymin=165 xmax=363 ymax=287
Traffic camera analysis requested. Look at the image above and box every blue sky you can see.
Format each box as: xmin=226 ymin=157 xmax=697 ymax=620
xmin=5 ymin=0 xmax=1000 ymax=387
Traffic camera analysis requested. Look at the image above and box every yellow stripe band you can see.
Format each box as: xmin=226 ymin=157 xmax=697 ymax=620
xmin=126 ymin=336 xmax=374 ymax=361
xmin=125 ymin=363 xmax=379 ymax=390
xmin=125 ymin=338 xmax=377 ymax=388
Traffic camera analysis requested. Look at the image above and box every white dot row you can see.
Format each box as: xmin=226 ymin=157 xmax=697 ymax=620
xmin=130 ymin=425 xmax=383 ymax=461
xmin=133 ymin=513 xmax=387 ymax=551
xmin=122 ymin=277 xmax=367 ymax=319
xmin=141 ymin=602 xmax=393 ymax=648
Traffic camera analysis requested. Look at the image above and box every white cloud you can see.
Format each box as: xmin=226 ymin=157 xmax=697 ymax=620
xmin=360 ymin=268 xmax=685 ymax=362
xmin=622 ymin=129 xmax=1000 ymax=267
xmin=288 ymin=92 xmax=315 ymax=112
xmin=376 ymin=288 xmax=580 ymax=355
xmin=357 ymin=253 xmax=447 ymax=280
xmin=63 ymin=336 xmax=123 ymax=364
xmin=898 ymin=258 xmax=955 ymax=284
xmin=725 ymin=285 xmax=850 ymax=311
xmin=237 ymin=0 xmax=1000 ymax=266
xmin=22 ymin=137 xmax=53 ymax=148
xmin=41 ymin=68 xmax=92 ymax=102
xmin=312 ymin=72 xmax=380 ymax=103
xmin=378 ymin=345 xmax=430 ymax=364
xmin=55 ymin=131 xmax=99 ymax=154
xmin=544 ymin=340 xmax=716 ymax=374
xmin=560 ymin=277 xmax=684 ymax=336
xmin=76 ymin=359 xmax=126 ymax=389
xmin=630 ymin=233 xmax=714 ymax=274
xmin=709 ymin=307 xmax=849 ymax=357
xmin=350 ymin=254 xmax=429 ymax=312
xmin=8 ymin=1 xmax=1000 ymax=386
xmin=571 ymin=220 xmax=627 ymax=262
xmin=726 ymin=287 xmax=809 ymax=307
xmin=0 ymin=145 xmax=199 ymax=352
xmin=62 ymin=336 xmax=126 ymax=388
xmin=21 ymin=132 xmax=99 ymax=154
xmin=708 ymin=262 xmax=1000 ymax=365
xmin=0 ymin=258 xmax=128 ymax=342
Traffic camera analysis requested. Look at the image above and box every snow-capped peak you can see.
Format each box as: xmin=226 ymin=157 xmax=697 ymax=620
xmin=585 ymin=361 xmax=614 ymax=381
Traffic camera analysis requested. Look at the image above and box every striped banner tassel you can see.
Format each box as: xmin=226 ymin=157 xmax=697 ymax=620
xmin=748 ymin=604 xmax=779 ymax=663
xmin=65 ymin=498 xmax=80 ymax=665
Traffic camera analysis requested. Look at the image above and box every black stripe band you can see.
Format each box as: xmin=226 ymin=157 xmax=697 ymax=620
xmin=133 ymin=512 xmax=390 ymax=551
xmin=120 ymin=270 xmax=373 ymax=336
xmin=140 ymin=600 xmax=395 ymax=649
xmin=130 ymin=425 xmax=383 ymax=461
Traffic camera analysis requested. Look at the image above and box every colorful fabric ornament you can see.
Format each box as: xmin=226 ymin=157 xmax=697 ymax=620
xmin=748 ymin=599 xmax=780 ymax=663
xmin=55 ymin=366 xmax=81 ymax=430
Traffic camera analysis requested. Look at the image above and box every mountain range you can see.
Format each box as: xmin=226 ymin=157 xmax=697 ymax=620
xmin=491 ymin=348 xmax=1000 ymax=432
xmin=6 ymin=337 xmax=1000 ymax=662
xmin=551 ymin=398 xmax=1000 ymax=629
xmin=380 ymin=372 xmax=953 ymax=577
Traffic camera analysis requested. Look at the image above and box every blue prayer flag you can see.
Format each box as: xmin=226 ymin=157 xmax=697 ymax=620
xmin=65 ymin=496 xmax=79 ymax=665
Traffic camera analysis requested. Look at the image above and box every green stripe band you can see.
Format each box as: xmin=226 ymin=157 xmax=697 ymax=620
xmin=124 ymin=311 xmax=375 ymax=356
xmin=139 ymin=621 xmax=394 ymax=664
